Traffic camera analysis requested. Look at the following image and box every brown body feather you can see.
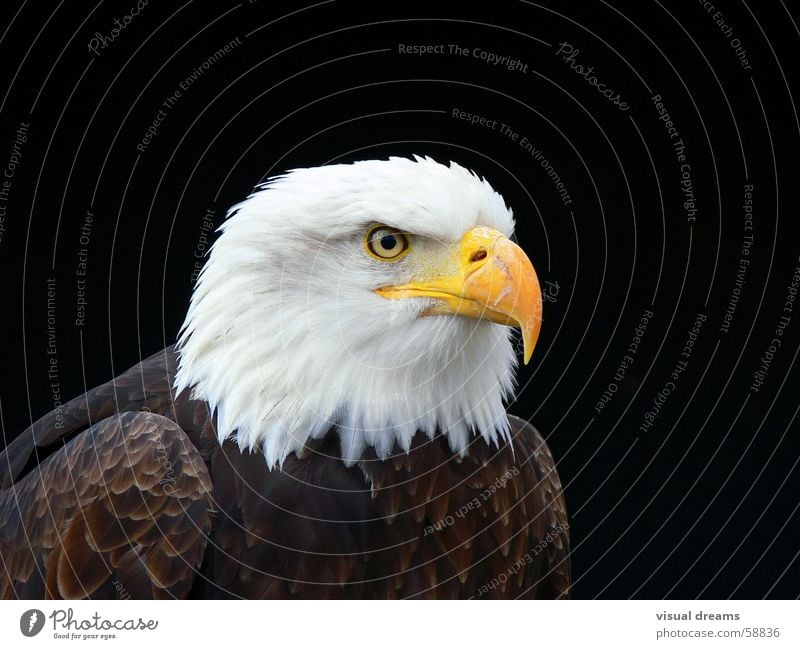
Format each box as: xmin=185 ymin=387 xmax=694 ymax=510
xmin=0 ymin=348 xmax=569 ymax=599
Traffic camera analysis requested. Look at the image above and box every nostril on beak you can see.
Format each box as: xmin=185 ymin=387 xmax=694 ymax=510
xmin=470 ymin=249 xmax=488 ymax=263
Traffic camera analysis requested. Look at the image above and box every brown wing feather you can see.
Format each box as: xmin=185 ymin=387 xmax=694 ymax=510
xmin=0 ymin=411 xmax=212 ymax=599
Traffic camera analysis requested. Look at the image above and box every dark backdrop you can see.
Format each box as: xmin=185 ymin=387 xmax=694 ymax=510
xmin=0 ymin=0 xmax=798 ymax=598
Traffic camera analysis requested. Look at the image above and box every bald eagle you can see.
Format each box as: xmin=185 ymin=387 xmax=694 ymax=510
xmin=0 ymin=156 xmax=569 ymax=599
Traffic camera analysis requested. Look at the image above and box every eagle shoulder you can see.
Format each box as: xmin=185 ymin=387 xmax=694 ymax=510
xmin=0 ymin=410 xmax=212 ymax=599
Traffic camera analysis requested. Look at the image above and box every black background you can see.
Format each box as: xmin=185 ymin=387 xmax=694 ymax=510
xmin=0 ymin=0 xmax=798 ymax=599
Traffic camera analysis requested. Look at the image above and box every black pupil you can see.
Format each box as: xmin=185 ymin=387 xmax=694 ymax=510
xmin=380 ymin=234 xmax=397 ymax=251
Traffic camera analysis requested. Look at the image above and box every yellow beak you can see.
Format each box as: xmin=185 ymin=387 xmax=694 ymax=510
xmin=375 ymin=226 xmax=542 ymax=364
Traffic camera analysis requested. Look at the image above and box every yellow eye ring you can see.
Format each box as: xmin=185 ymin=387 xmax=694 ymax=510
xmin=364 ymin=225 xmax=411 ymax=261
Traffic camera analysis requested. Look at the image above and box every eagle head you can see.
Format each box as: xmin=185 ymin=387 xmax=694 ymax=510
xmin=175 ymin=156 xmax=542 ymax=467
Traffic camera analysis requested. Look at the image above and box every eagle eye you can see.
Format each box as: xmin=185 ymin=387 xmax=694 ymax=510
xmin=365 ymin=225 xmax=411 ymax=261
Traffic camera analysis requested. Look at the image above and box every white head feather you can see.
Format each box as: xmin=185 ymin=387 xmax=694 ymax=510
xmin=174 ymin=156 xmax=520 ymax=468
